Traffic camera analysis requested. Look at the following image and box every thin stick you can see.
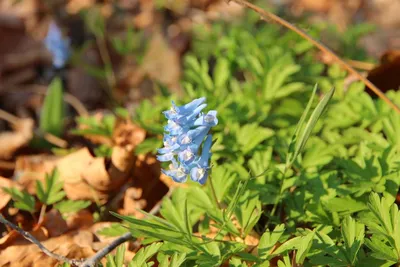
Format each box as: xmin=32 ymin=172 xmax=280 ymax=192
xmin=0 ymin=109 xmax=20 ymax=125
xmin=0 ymin=214 xmax=83 ymax=266
xmin=226 ymin=0 xmax=400 ymax=114
xmin=79 ymin=188 xmax=174 ymax=267
xmin=0 ymin=108 xmax=68 ymax=149
xmin=30 ymin=86 xmax=89 ymax=117
xmin=79 ymin=232 xmax=132 ymax=267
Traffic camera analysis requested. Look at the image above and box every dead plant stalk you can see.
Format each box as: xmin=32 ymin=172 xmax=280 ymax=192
xmin=226 ymin=0 xmax=400 ymax=114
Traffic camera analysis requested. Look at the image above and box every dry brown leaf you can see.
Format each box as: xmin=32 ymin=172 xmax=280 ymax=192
xmin=0 ymin=118 xmax=34 ymax=160
xmin=66 ymin=209 xmax=94 ymax=231
xmin=66 ymin=0 xmax=95 ymax=14
xmin=112 ymin=119 xmax=146 ymax=149
xmin=142 ymin=31 xmax=181 ymax=92
xmin=367 ymin=50 xmax=400 ymax=94
xmin=90 ymin=222 xmax=120 ymax=243
xmin=0 ymin=230 xmax=95 ymax=267
xmin=14 ymin=154 xmax=58 ymax=194
xmin=58 ymin=146 xmax=135 ymax=203
xmin=119 ymin=187 xmax=147 ymax=217
xmin=42 ymin=209 xmax=68 ymax=238
xmin=130 ymin=154 xmax=169 ymax=212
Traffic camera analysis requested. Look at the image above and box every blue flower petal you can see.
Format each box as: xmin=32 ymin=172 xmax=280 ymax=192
xmin=156 ymin=152 xmax=175 ymax=162
xmin=190 ymin=167 xmax=209 ymax=185
xmin=162 ymin=165 xmax=188 ymax=183
xmin=194 ymin=110 xmax=218 ymax=127
xmin=45 ymin=22 xmax=70 ymax=68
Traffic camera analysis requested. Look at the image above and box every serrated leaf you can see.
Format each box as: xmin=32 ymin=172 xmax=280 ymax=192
xmin=341 ymin=216 xmax=364 ymax=265
xmin=2 ymin=187 xmax=35 ymax=213
xmin=258 ymin=224 xmax=285 ymax=259
xmin=295 ymin=231 xmax=315 ymax=264
xmin=131 ymin=242 xmax=163 ymax=266
xmin=97 ymin=223 xmax=129 ymax=237
xmin=36 ymin=169 xmax=65 ymax=205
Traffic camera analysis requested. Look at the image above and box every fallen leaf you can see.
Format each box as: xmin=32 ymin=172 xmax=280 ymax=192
xmin=0 ymin=118 xmax=34 ymax=160
xmin=142 ymin=31 xmax=181 ymax=92
xmin=119 ymin=187 xmax=147 ymax=217
xmin=367 ymin=50 xmax=400 ymax=94
xmin=66 ymin=209 xmax=94 ymax=231
xmin=14 ymin=154 xmax=58 ymax=194
xmin=42 ymin=209 xmax=68 ymax=237
xmin=0 ymin=229 xmax=95 ymax=267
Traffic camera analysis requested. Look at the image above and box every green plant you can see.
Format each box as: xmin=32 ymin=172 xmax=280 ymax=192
xmin=3 ymin=169 xmax=90 ymax=219
xmin=40 ymin=77 xmax=65 ymax=137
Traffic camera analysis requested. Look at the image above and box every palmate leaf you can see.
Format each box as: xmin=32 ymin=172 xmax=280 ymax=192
xmin=36 ymin=168 xmax=66 ymax=205
xmin=258 ymin=224 xmax=285 ymax=259
xmin=341 ymin=216 xmax=364 ymax=265
xmin=236 ymin=123 xmax=274 ymax=155
xmin=364 ymin=193 xmax=400 ymax=261
xmin=159 ymin=252 xmax=186 ymax=267
xmin=105 ymin=243 xmax=126 ymax=267
xmin=129 ymin=242 xmax=163 ymax=267
xmin=296 ymin=230 xmax=315 ymax=264
xmin=97 ymin=223 xmax=129 ymax=237
xmin=2 ymin=187 xmax=35 ymax=213
xmin=111 ymin=211 xmax=190 ymax=246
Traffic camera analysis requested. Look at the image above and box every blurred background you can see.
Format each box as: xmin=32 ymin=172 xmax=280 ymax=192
xmin=0 ymin=0 xmax=399 ymax=117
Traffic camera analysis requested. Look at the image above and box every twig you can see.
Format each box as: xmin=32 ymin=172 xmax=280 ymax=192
xmin=226 ymin=0 xmax=400 ymax=114
xmin=29 ymin=85 xmax=89 ymax=117
xmin=0 ymin=109 xmax=20 ymax=125
xmin=96 ymin=37 xmax=117 ymax=91
xmin=346 ymin=59 xmax=375 ymax=71
xmin=0 ymin=108 xmax=69 ymax=148
xmin=79 ymin=188 xmax=175 ymax=267
xmin=79 ymin=232 xmax=133 ymax=267
xmin=0 ymin=214 xmax=83 ymax=266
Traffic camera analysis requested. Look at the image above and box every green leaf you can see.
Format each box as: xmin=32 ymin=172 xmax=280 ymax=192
xmin=130 ymin=242 xmax=163 ymax=266
xmin=36 ymin=169 xmax=66 ymax=205
xmin=341 ymin=216 xmax=364 ymax=265
xmin=2 ymin=187 xmax=35 ymax=213
xmin=297 ymin=87 xmax=335 ymax=163
xmin=115 ymin=243 xmax=125 ymax=267
xmin=236 ymin=123 xmax=274 ymax=155
xmin=295 ymin=230 xmax=315 ymax=264
xmin=97 ymin=223 xmax=130 ymax=237
xmin=135 ymin=138 xmax=163 ymax=155
xmin=258 ymin=224 xmax=285 ymax=259
xmin=54 ymin=200 xmax=91 ymax=215
xmin=40 ymin=77 xmax=65 ymax=137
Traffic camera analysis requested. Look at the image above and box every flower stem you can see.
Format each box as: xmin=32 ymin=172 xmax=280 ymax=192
xmin=208 ymin=175 xmax=222 ymax=210
xmin=270 ymin=166 xmax=288 ymax=217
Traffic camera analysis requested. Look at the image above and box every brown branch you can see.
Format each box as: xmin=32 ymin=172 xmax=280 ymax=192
xmin=0 ymin=214 xmax=83 ymax=266
xmin=79 ymin=188 xmax=174 ymax=267
xmin=226 ymin=0 xmax=400 ymax=114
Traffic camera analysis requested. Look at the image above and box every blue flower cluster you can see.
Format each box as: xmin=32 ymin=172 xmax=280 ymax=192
xmin=45 ymin=22 xmax=71 ymax=69
xmin=157 ymin=97 xmax=218 ymax=185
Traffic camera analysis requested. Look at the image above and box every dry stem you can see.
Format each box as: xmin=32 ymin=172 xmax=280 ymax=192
xmin=227 ymin=0 xmax=400 ymax=114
